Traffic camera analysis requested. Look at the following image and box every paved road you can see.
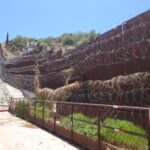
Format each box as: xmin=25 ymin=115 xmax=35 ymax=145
xmin=0 ymin=112 xmax=78 ymax=150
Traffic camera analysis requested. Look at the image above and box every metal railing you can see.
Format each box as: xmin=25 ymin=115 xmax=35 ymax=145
xmin=9 ymin=98 xmax=150 ymax=150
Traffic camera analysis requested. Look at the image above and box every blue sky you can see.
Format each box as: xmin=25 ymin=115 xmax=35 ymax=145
xmin=0 ymin=0 xmax=149 ymax=42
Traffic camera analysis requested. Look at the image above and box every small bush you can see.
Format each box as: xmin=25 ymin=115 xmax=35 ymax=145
xmin=59 ymin=113 xmax=148 ymax=150
xmin=101 ymin=118 xmax=148 ymax=149
xmin=36 ymin=88 xmax=54 ymax=101
xmin=14 ymin=101 xmax=52 ymax=121
xmin=15 ymin=100 xmax=29 ymax=117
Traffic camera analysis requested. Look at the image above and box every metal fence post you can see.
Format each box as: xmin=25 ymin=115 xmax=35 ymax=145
xmin=19 ymin=100 xmax=20 ymax=114
xmin=147 ymin=109 xmax=150 ymax=150
xmin=13 ymin=99 xmax=15 ymax=114
xmin=71 ymin=104 xmax=74 ymax=141
xmin=10 ymin=97 xmax=12 ymax=112
xmin=9 ymin=97 xmax=12 ymax=112
xmin=98 ymin=109 xmax=101 ymax=150
xmin=23 ymin=99 xmax=25 ymax=119
xmin=34 ymin=101 xmax=37 ymax=123
xmin=53 ymin=102 xmax=56 ymax=132
xmin=14 ymin=99 xmax=16 ymax=114
xmin=28 ymin=100 xmax=30 ymax=121
xmin=42 ymin=101 xmax=45 ymax=128
xmin=11 ymin=98 xmax=14 ymax=113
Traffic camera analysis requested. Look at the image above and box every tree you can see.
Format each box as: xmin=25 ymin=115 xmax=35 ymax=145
xmin=89 ymin=30 xmax=96 ymax=39
xmin=6 ymin=32 xmax=9 ymax=45
xmin=61 ymin=34 xmax=74 ymax=46
xmin=12 ymin=35 xmax=27 ymax=48
xmin=43 ymin=37 xmax=54 ymax=45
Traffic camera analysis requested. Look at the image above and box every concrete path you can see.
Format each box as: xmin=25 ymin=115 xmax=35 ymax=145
xmin=0 ymin=106 xmax=9 ymax=112
xmin=0 ymin=112 xmax=79 ymax=150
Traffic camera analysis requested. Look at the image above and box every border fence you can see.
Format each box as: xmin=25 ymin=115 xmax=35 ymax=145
xmin=9 ymin=98 xmax=150 ymax=150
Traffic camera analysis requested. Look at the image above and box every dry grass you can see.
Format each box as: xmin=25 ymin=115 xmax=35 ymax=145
xmin=36 ymin=87 xmax=55 ymax=100
xmin=36 ymin=82 xmax=80 ymax=101
xmin=87 ymin=72 xmax=150 ymax=93
xmin=36 ymin=72 xmax=150 ymax=106
xmin=1 ymin=43 xmax=16 ymax=59
xmin=51 ymin=68 xmax=79 ymax=85
xmin=55 ymin=82 xmax=80 ymax=101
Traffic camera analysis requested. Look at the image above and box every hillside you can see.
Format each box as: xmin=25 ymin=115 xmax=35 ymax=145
xmin=0 ymin=10 xmax=150 ymax=107
xmin=3 ymin=30 xmax=98 ymax=58
xmin=1 ymin=43 xmax=16 ymax=59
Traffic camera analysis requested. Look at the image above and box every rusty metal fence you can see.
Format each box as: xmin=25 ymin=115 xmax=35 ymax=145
xmin=9 ymin=98 xmax=150 ymax=150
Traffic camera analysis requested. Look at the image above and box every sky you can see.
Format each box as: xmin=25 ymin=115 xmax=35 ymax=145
xmin=0 ymin=0 xmax=149 ymax=42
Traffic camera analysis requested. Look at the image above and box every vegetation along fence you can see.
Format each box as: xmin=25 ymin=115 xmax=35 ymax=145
xmin=10 ymin=98 xmax=150 ymax=150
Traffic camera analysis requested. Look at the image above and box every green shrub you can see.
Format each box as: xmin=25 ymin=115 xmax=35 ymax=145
xmin=30 ymin=102 xmax=52 ymax=121
xmin=101 ymin=118 xmax=148 ymax=149
xmin=60 ymin=113 xmax=97 ymax=133
xmin=14 ymin=101 xmax=52 ymax=121
xmin=59 ymin=113 xmax=148 ymax=150
xmin=15 ymin=100 xmax=29 ymax=117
